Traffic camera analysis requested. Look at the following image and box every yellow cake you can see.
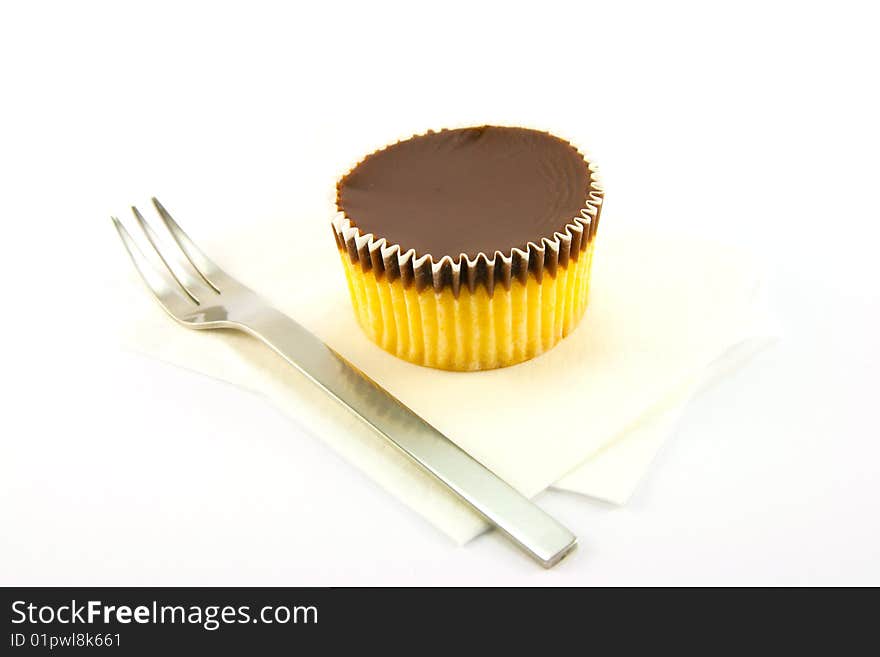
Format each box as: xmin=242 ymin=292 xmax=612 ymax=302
xmin=332 ymin=126 xmax=604 ymax=371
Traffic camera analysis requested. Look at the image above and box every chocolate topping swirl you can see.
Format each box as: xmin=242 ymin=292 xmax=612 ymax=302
xmin=333 ymin=126 xmax=603 ymax=295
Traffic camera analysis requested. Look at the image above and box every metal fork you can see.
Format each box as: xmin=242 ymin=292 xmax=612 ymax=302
xmin=112 ymin=198 xmax=578 ymax=568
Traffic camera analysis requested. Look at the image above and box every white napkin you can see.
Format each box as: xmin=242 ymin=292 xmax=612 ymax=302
xmin=117 ymin=214 xmax=778 ymax=545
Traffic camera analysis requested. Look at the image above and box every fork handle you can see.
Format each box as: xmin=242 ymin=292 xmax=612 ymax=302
xmin=239 ymin=309 xmax=577 ymax=568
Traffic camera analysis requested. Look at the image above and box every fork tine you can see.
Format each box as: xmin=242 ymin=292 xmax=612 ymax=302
xmin=112 ymin=217 xmax=193 ymax=317
xmin=151 ymin=197 xmax=221 ymax=292
xmin=131 ymin=206 xmax=201 ymax=304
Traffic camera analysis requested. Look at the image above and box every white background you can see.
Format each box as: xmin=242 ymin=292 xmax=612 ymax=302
xmin=1 ymin=0 xmax=878 ymax=585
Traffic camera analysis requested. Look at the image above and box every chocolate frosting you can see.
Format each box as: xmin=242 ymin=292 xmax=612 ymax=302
xmin=333 ymin=126 xmax=603 ymax=295
xmin=337 ymin=126 xmax=593 ymax=260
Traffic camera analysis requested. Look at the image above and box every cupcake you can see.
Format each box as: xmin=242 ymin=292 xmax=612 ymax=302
xmin=332 ymin=125 xmax=603 ymax=371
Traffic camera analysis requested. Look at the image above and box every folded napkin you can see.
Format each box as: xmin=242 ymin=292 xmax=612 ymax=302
xmin=116 ymin=213 xmax=778 ymax=545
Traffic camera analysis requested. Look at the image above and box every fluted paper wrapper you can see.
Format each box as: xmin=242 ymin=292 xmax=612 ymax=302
xmin=332 ymin=138 xmax=604 ymax=371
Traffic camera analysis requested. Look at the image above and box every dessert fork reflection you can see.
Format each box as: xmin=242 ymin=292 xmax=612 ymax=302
xmin=112 ymin=198 xmax=578 ymax=568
